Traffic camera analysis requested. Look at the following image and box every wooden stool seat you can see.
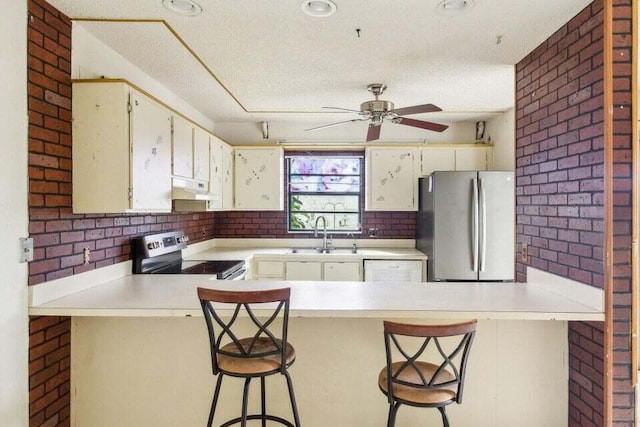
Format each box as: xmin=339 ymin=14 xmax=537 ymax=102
xmin=219 ymin=338 xmax=296 ymax=375
xmin=378 ymin=361 xmax=457 ymax=405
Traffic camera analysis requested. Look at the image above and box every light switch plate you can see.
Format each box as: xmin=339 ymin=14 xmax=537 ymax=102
xmin=20 ymin=237 xmax=34 ymax=263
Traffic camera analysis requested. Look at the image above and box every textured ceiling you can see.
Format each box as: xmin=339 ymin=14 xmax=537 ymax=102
xmin=48 ymin=0 xmax=592 ymax=143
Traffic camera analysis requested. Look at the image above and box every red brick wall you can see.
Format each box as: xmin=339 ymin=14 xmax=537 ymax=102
xmin=515 ymin=1 xmax=609 ymax=426
xmin=515 ymin=1 xmax=605 ymax=286
xmin=27 ymin=1 xmax=216 ymax=425
xmin=213 ymin=210 xmax=415 ymax=239
xmin=607 ymin=0 xmax=635 ymax=424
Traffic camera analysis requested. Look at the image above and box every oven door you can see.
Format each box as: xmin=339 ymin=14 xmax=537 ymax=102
xmin=224 ymin=267 xmax=247 ymax=280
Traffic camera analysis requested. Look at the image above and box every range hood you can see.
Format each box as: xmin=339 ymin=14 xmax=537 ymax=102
xmin=172 ymin=177 xmax=219 ymax=201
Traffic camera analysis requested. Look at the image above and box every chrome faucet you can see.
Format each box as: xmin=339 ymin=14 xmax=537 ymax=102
xmin=348 ymin=232 xmax=357 ymax=254
xmin=314 ymin=216 xmax=328 ymax=251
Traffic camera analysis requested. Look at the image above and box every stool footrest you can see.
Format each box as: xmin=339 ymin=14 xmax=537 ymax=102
xmin=220 ymin=414 xmax=295 ymax=427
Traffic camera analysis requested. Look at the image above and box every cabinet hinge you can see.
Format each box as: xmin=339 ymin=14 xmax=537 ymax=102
xmin=128 ymin=188 xmax=133 ymax=200
xmin=127 ymin=102 xmax=132 ymax=113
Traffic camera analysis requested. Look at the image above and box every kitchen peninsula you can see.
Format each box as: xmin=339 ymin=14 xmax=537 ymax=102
xmin=29 ymin=257 xmax=602 ymax=427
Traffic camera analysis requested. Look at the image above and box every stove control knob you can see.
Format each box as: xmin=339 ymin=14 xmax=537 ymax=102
xmin=147 ymin=243 xmax=154 ymax=250
xmin=155 ymin=242 xmax=161 ymax=249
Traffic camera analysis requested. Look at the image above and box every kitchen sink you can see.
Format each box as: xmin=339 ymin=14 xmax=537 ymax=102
xmin=288 ymin=247 xmax=358 ymax=255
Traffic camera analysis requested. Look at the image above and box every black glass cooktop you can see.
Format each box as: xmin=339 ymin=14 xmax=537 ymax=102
xmin=180 ymin=260 xmax=245 ymax=277
xmin=149 ymin=259 xmax=245 ymax=278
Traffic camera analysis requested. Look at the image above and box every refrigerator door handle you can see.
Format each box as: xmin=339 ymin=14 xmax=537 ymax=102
xmin=479 ymin=178 xmax=487 ymax=272
xmin=472 ymin=178 xmax=479 ymax=272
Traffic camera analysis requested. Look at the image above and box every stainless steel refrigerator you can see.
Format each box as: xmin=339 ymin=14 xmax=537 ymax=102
xmin=417 ymin=171 xmax=515 ymax=281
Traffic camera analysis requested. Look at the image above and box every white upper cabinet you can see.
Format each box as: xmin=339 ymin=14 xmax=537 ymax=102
xmin=193 ymin=127 xmax=210 ymax=182
xmin=207 ymin=135 xmax=224 ymax=210
xmin=72 ymin=81 xmax=172 ymax=213
xmin=234 ymin=147 xmax=283 ymax=210
xmin=221 ymin=142 xmax=235 ymax=210
xmin=366 ymin=147 xmax=418 ymax=211
xmin=420 ymin=148 xmax=455 ymax=176
xmin=454 ymin=146 xmax=493 ymax=171
xmin=172 ymin=116 xmax=194 ymax=178
xmin=129 ymin=93 xmax=173 ymax=211
xmin=420 ymin=145 xmax=494 ymax=176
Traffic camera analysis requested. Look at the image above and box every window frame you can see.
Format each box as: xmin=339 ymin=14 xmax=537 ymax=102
xmin=286 ymin=154 xmax=364 ymax=234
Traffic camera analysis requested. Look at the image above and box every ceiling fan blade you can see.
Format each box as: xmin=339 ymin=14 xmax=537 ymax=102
xmin=394 ymin=117 xmax=449 ymax=132
xmin=366 ymin=124 xmax=382 ymax=142
xmin=305 ymin=118 xmax=368 ymax=132
xmin=392 ymin=103 xmax=442 ymax=116
xmin=322 ymin=106 xmax=366 ymax=114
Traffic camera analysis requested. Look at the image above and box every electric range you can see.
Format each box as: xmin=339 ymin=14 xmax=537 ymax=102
xmin=133 ymin=231 xmax=246 ymax=280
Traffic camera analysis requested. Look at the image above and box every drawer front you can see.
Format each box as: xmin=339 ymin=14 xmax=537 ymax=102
xmin=257 ymin=261 xmax=284 ymax=277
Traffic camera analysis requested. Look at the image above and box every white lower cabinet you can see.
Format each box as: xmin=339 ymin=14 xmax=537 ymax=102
xmin=255 ymin=261 xmax=285 ymax=280
xmin=323 ymin=262 xmax=362 ymax=281
xmin=285 ymin=261 xmax=322 ymax=281
xmin=255 ymin=259 xmax=364 ymax=281
xmin=363 ymin=260 xmax=424 ymax=282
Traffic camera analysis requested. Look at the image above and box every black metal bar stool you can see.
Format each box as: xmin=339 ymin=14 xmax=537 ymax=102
xmin=197 ymin=287 xmax=301 ymax=427
xmin=378 ymin=319 xmax=477 ymax=427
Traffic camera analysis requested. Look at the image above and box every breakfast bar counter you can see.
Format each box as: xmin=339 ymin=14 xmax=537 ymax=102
xmin=28 ymin=268 xmax=603 ymax=427
xmin=30 ymin=274 xmax=602 ymax=321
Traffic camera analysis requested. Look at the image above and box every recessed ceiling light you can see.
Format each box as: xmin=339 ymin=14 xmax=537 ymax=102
xmin=162 ymin=0 xmax=202 ymax=17
xmin=301 ymin=0 xmax=337 ymax=18
xmin=436 ymin=0 xmax=474 ymax=17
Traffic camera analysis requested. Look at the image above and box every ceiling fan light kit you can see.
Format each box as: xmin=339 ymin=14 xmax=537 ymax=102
xmin=306 ymin=83 xmax=449 ymax=142
xmin=301 ymin=0 xmax=337 ymax=18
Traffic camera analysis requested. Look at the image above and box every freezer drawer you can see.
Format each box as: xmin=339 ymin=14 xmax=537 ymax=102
xmin=364 ymin=260 xmax=423 ymax=282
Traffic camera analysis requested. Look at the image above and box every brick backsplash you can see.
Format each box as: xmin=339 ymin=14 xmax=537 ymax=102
xmin=213 ymin=210 xmax=416 ymax=239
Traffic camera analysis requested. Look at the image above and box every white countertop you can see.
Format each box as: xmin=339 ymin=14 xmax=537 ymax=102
xmin=183 ymin=246 xmax=428 ymax=262
xmin=28 ymin=241 xmax=603 ymax=321
xmin=29 ymin=275 xmax=603 ymax=321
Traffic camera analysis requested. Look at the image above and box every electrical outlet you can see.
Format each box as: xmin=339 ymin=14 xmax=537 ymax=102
xmin=521 ymin=243 xmax=528 ymax=263
xmin=83 ymin=247 xmax=91 ymax=265
xmin=20 ymin=237 xmax=33 ymax=263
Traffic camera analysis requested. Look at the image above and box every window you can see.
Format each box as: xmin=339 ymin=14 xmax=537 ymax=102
xmin=287 ymin=155 xmax=362 ymax=233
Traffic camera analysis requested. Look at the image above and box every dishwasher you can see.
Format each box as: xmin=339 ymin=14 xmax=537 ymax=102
xmin=363 ymin=260 xmax=424 ymax=282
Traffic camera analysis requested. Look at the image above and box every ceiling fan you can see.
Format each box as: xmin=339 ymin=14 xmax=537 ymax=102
xmin=305 ymin=83 xmax=449 ymax=142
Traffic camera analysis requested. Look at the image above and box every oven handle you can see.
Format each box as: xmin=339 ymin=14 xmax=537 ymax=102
xmin=226 ymin=267 xmax=247 ymax=280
